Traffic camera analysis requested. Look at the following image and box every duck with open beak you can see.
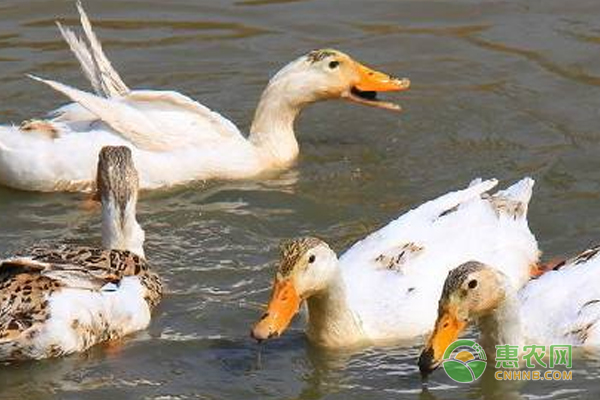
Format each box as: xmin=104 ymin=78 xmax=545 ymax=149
xmin=0 ymin=16 xmax=412 ymax=193
xmin=343 ymin=61 xmax=410 ymax=111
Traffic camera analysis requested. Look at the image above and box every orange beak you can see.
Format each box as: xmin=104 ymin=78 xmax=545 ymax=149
xmin=251 ymin=278 xmax=302 ymax=341
xmin=354 ymin=63 xmax=411 ymax=92
xmin=344 ymin=62 xmax=410 ymax=111
xmin=418 ymin=305 xmax=467 ymax=377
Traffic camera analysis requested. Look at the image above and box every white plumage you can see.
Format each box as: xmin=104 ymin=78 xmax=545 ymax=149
xmin=339 ymin=178 xmax=539 ymax=342
xmin=418 ymin=244 xmax=600 ymax=377
xmin=520 ymin=246 xmax=600 ymax=346
xmin=0 ymin=3 xmax=409 ymax=192
xmin=20 ymin=276 xmax=151 ymax=360
xmin=252 ymin=178 xmax=539 ymax=347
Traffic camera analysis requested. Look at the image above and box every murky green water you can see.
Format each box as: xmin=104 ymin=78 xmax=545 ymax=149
xmin=2 ymin=0 xmax=600 ymax=398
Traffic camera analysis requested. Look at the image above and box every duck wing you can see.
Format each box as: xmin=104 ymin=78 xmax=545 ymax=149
xmin=338 ymin=178 xmax=538 ymax=340
xmin=31 ymin=76 xmax=242 ymax=152
xmin=341 ymin=177 xmax=536 ymax=275
xmin=0 ymin=245 xmax=161 ymax=343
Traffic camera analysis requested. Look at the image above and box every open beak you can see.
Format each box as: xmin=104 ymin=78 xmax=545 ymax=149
xmin=251 ymin=278 xmax=302 ymax=342
xmin=344 ymin=62 xmax=410 ymax=111
xmin=418 ymin=305 xmax=467 ymax=378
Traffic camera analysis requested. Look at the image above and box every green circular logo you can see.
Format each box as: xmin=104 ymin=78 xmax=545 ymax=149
xmin=442 ymin=339 xmax=487 ymax=383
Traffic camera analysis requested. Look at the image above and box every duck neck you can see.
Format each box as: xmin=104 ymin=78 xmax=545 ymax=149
xmin=249 ymin=78 xmax=305 ymax=168
xmin=305 ymin=267 xmax=363 ymax=347
xmin=101 ymin=196 xmax=145 ymax=258
xmin=476 ymin=285 xmax=524 ymax=355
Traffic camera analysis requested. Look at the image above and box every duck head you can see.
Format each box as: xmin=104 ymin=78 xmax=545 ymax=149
xmin=418 ymin=261 xmax=507 ymax=377
xmin=265 ymin=49 xmax=410 ymax=111
xmin=97 ymin=146 xmax=145 ymax=257
xmin=251 ymin=237 xmax=338 ymax=341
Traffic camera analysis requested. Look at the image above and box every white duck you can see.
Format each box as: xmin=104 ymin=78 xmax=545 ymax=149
xmin=0 ymin=146 xmax=161 ymax=360
xmin=251 ymin=178 xmax=540 ymax=348
xmin=0 ymin=2 xmax=409 ymax=192
xmin=418 ymin=247 xmax=600 ymax=376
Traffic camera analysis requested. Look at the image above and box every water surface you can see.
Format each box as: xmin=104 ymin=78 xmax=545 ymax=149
xmin=1 ymin=0 xmax=600 ymax=399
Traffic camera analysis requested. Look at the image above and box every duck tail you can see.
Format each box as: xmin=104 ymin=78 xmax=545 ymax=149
xmin=415 ymin=178 xmax=499 ymax=222
xmin=489 ymin=177 xmax=535 ymax=220
xmin=56 ymin=1 xmax=129 ymax=98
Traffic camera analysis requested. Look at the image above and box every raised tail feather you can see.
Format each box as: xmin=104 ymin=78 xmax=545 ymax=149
xmin=421 ymin=178 xmax=498 ymax=221
xmin=57 ymin=1 xmax=129 ymax=98
xmin=28 ymin=74 xmax=167 ymax=151
xmin=489 ymin=177 xmax=534 ymax=219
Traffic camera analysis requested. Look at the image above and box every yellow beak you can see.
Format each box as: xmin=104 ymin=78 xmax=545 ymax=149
xmin=343 ymin=62 xmax=410 ymax=111
xmin=251 ymin=278 xmax=302 ymax=341
xmin=354 ymin=62 xmax=411 ymax=92
xmin=418 ymin=305 xmax=467 ymax=376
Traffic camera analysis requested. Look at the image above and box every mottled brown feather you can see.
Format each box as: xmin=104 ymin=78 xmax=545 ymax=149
xmin=278 ymin=237 xmax=323 ymax=277
xmin=0 ymin=244 xmax=162 ymax=347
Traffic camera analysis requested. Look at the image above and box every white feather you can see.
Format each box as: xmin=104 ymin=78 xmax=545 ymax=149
xmin=520 ymin=249 xmax=600 ymax=346
xmin=337 ymin=178 xmax=539 ymax=341
xmin=26 ymin=277 xmax=151 ymax=358
xmin=0 ymin=5 xmax=401 ymax=192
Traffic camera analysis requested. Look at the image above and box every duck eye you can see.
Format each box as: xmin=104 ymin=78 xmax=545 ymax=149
xmin=308 ymin=255 xmax=316 ymax=263
xmin=468 ymin=279 xmax=478 ymax=289
xmin=328 ymin=60 xmax=340 ymax=69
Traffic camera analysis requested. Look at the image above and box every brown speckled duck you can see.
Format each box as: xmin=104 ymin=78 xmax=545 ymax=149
xmin=0 ymin=146 xmax=161 ymax=361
